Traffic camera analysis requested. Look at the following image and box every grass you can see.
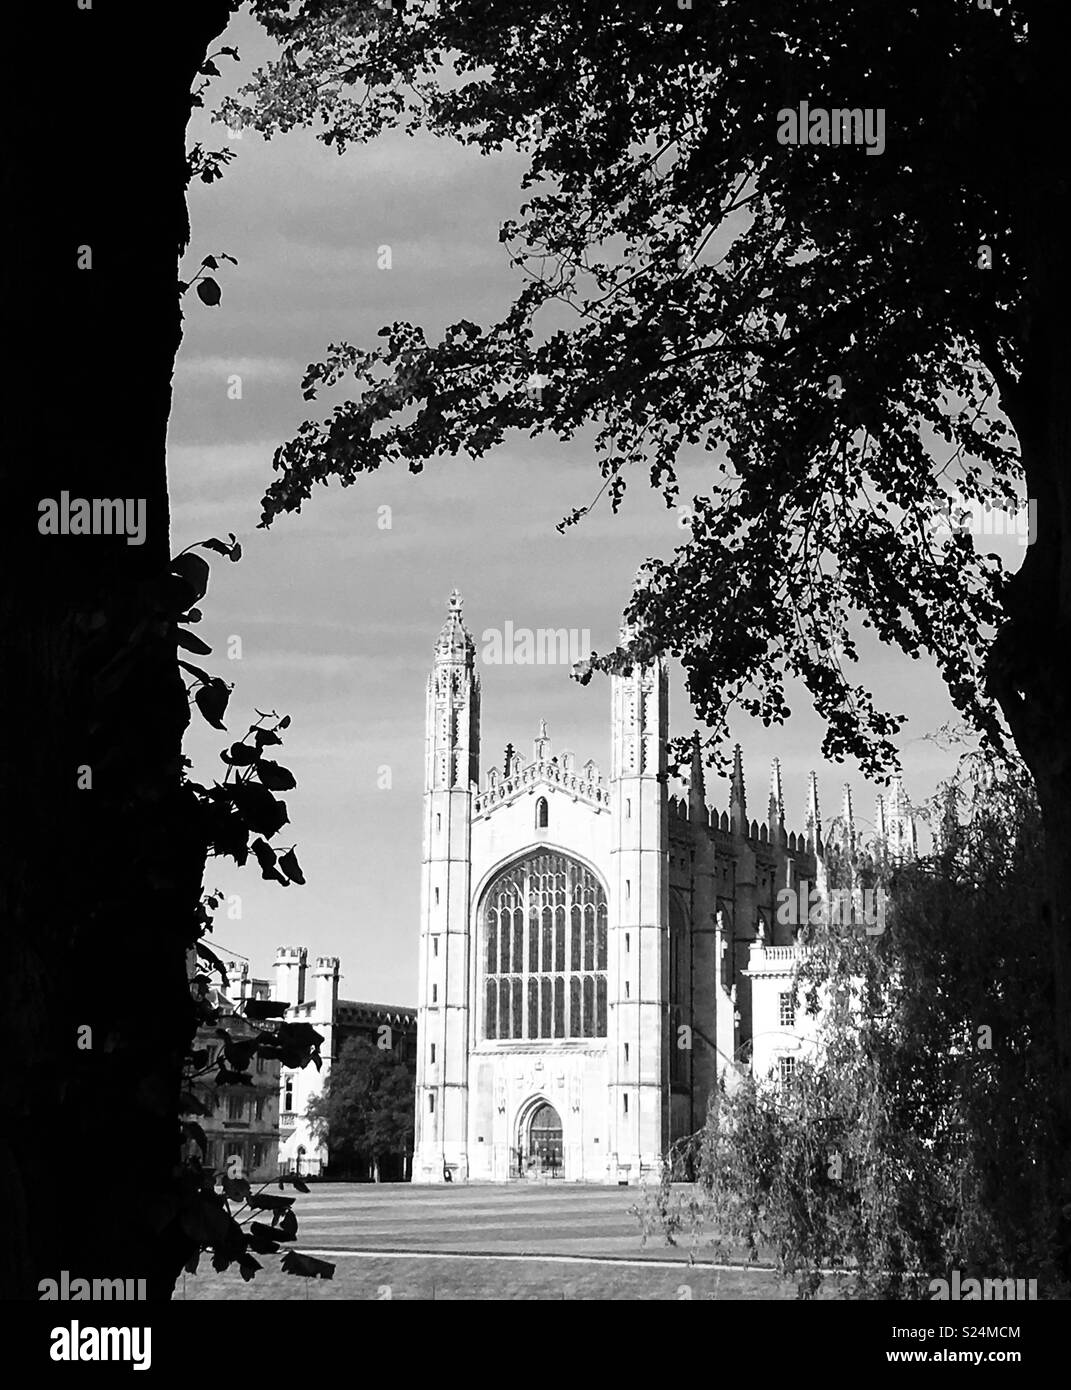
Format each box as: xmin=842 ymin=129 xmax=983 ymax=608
xmin=174 ymin=1182 xmax=844 ymax=1300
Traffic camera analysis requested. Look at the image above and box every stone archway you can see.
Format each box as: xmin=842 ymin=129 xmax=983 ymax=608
xmin=526 ymin=1100 xmax=564 ymax=1176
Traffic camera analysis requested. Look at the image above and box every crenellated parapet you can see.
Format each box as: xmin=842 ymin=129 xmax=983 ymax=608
xmin=474 ymin=720 xmax=609 ymax=817
xmin=474 ymin=751 xmax=610 ymax=817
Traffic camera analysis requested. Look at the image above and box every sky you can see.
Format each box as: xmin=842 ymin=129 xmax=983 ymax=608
xmin=169 ymin=9 xmax=1023 ymax=1005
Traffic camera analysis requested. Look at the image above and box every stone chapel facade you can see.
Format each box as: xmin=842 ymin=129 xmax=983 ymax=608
xmin=413 ymin=591 xmax=917 ymax=1185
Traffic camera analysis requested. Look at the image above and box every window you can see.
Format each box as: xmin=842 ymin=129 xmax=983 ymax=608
xmin=535 ymin=797 xmax=549 ymax=829
xmin=481 ymin=853 xmax=608 ymax=1040
xmin=432 ymin=983 xmax=438 ymax=1003
xmin=430 ymin=1043 xmax=436 ymax=1064
xmin=283 ymin=1077 xmax=294 ymax=1111
xmin=433 ymin=937 xmax=439 ymax=957
xmin=623 ymin=1093 xmax=629 ymax=1114
xmin=778 ymin=1056 xmax=797 ymax=1087
xmin=428 ymin=1093 xmax=435 ymax=1113
xmin=624 ymin=1042 xmax=629 ymax=1062
xmin=227 ymin=1094 xmax=245 ymax=1121
xmin=256 ymin=1055 xmax=266 ymax=1074
xmin=779 ymin=991 xmax=797 ymax=1028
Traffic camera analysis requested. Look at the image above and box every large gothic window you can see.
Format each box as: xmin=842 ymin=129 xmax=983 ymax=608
xmin=482 ymin=852 xmax=608 ymax=1041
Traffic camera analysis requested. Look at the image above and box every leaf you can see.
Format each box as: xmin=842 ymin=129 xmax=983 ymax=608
xmin=279 ymin=848 xmax=306 ymax=885
xmin=196 ymin=679 xmax=231 ymax=730
xmin=257 ymin=759 xmax=297 ymax=791
xmin=220 ymin=253 xmax=238 ymax=265
xmin=223 ymin=742 xmax=258 ymax=766
xmin=178 ymin=280 xmax=189 ymax=294
xmin=223 ymin=1176 xmax=252 ymax=1203
xmin=281 ymin=1175 xmax=311 ymax=1193
xmin=172 ymin=551 xmax=211 ymax=606
xmin=200 ymin=60 xmax=221 ymax=78
xmin=237 ymin=1253 xmax=262 ymax=1282
xmin=242 ymin=999 xmax=289 ymax=1021
xmin=182 ymin=1121 xmax=208 ymax=1155
xmin=227 ymin=781 xmax=289 ymax=837
xmin=247 ymin=1223 xmax=281 ymax=1254
xmin=281 ymin=1251 xmax=334 ymax=1280
xmin=200 ymin=536 xmax=238 ymax=557
xmin=183 ymin=1250 xmax=200 ymax=1276
xmin=249 ymin=1192 xmax=296 ymax=1212
xmin=179 ymin=659 xmax=212 ymax=685
xmin=197 ymin=277 xmax=222 ymax=307
xmin=201 ymin=254 xmax=219 ymax=269
xmin=215 ymin=1066 xmax=253 ymax=1087
xmin=184 ymin=607 xmax=203 ymax=623
xmin=179 ymin=1090 xmax=210 ymax=1116
xmin=278 ymin=715 xmax=292 ymax=729
xmin=178 ymin=628 xmax=213 ymax=656
xmin=254 ymin=728 xmax=282 ymax=748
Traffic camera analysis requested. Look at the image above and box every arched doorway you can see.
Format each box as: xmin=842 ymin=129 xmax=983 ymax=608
xmin=528 ymin=1101 xmax=563 ymax=1176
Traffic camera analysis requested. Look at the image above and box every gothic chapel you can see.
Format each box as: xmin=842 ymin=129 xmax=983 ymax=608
xmin=413 ymin=592 xmax=916 ymax=1184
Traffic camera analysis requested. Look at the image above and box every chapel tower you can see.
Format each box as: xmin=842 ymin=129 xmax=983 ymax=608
xmin=414 ymin=590 xmax=480 ymax=1181
xmin=607 ymin=657 xmax=669 ymax=1179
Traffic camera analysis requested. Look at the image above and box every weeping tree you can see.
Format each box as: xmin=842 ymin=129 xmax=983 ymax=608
xmin=226 ymin=0 xmax=1071 ymax=1255
xmin=645 ymin=748 xmax=1069 ymax=1299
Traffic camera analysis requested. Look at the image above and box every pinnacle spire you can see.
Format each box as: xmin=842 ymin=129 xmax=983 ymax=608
xmin=730 ymin=744 xmax=747 ymax=833
xmin=688 ymin=733 xmax=706 ymax=816
xmin=767 ymin=757 xmax=785 ymax=833
xmin=841 ymin=783 xmax=855 ymax=851
xmin=888 ymin=774 xmax=918 ymax=860
xmin=435 ymin=587 xmax=474 ymax=662
xmin=805 ymin=771 xmax=822 ymax=851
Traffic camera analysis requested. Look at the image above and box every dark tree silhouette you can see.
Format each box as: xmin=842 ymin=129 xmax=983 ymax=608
xmin=2 ymin=0 xmax=245 ymax=1300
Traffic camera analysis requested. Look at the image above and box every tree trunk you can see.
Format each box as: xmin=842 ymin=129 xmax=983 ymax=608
xmin=1 ymin=0 xmax=235 ymax=1300
xmin=985 ymin=6 xmax=1071 ymax=1273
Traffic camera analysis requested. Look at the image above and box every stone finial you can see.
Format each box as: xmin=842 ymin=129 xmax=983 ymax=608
xmin=534 ymin=720 xmax=551 ymax=761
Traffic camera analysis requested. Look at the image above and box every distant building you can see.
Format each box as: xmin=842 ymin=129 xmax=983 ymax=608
xmin=184 ymin=960 xmax=281 ymax=1181
xmin=273 ymin=948 xmax=417 ymax=1179
xmin=413 ymin=590 xmax=918 ymax=1184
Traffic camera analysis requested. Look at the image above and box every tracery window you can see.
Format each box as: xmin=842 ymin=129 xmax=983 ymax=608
xmin=482 ymin=852 xmax=607 ymax=1040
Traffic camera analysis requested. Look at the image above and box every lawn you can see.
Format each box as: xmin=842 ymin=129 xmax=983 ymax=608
xmin=174 ymin=1183 xmax=843 ymax=1300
